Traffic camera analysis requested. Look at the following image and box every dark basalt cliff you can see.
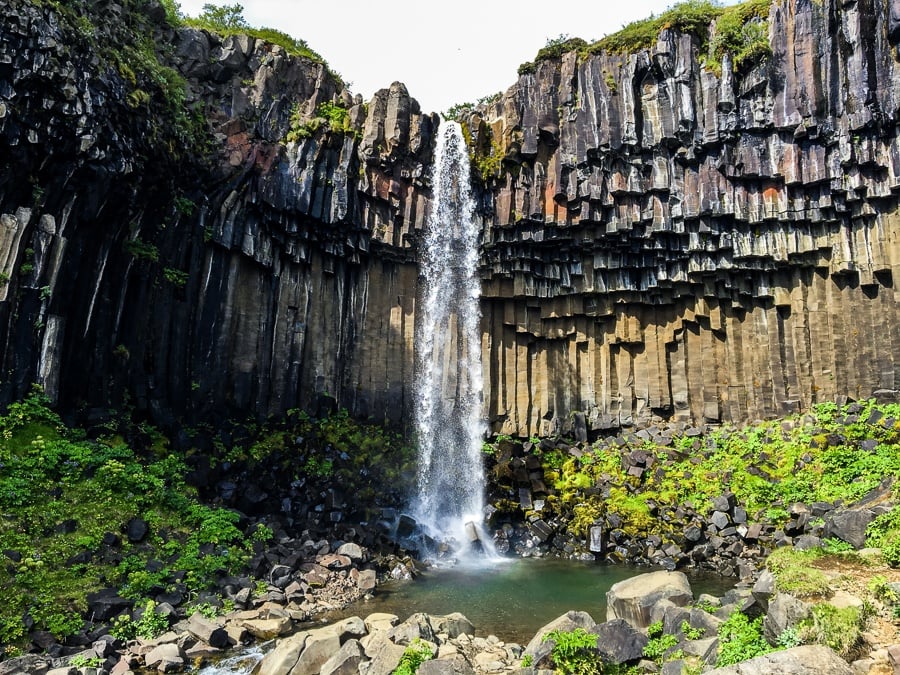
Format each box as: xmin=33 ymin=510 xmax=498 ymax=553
xmin=1 ymin=0 xmax=900 ymax=437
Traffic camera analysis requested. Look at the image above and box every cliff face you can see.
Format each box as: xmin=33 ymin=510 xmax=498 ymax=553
xmin=473 ymin=0 xmax=900 ymax=435
xmin=1 ymin=0 xmax=899 ymax=436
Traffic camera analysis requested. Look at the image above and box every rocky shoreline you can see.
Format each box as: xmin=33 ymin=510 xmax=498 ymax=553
xmin=5 ymin=556 xmax=898 ymax=675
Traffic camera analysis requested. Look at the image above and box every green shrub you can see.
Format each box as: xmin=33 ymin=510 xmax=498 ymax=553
xmin=716 ymin=610 xmax=773 ymax=667
xmin=866 ymin=505 xmax=900 ymax=567
xmin=544 ymin=627 xmax=601 ymax=675
xmin=643 ymin=632 xmax=679 ymax=661
xmin=110 ymin=600 xmax=170 ymax=640
xmin=393 ymin=638 xmax=434 ymax=675
xmin=707 ymin=0 xmax=771 ymax=72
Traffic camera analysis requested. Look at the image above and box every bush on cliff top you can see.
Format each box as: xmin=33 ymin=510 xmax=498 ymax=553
xmin=180 ymin=2 xmax=337 ymax=78
xmin=516 ymin=0 xmax=772 ymax=77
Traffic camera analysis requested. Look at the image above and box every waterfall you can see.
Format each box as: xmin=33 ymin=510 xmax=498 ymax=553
xmin=413 ymin=120 xmax=490 ymax=557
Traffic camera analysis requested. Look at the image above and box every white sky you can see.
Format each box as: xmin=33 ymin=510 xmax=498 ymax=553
xmin=176 ymin=1 xmax=740 ymax=114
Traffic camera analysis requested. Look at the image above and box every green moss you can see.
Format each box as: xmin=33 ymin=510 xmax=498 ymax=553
xmin=798 ymin=604 xmax=867 ymax=658
xmin=584 ymin=0 xmax=771 ymax=74
xmin=285 ymin=101 xmax=358 ymax=143
xmin=765 ymin=547 xmax=832 ymax=598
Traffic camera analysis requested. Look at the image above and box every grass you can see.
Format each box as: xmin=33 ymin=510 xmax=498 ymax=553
xmin=765 ymin=548 xmax=833 ymax=598
xmin=179 ymin=2 xmax=340 ymax=82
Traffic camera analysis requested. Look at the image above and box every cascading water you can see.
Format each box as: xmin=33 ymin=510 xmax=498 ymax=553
xmin=413 ymin=120 xmax=492 ymax=559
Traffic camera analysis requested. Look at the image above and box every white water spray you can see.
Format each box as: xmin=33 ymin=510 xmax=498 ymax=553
xmin=414 ymin=120 xmax=492 ymax=558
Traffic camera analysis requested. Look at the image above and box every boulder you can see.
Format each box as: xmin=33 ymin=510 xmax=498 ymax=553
xmin=364 ymin=612 xmax=399 ymax=633
xmin=291 ymin=628 xmax=341 ymax=674
xmin=750 ymin=570 xmax=776 ymax=611
xmin=763 ymin=593 xmax=811 ymax=645
xmin=705 ymin=644 xmax=852 ymax=674
xmin=417 ymin=653 xmax=475 ymax=674
xmin=185 ymin=612 xmax=229 ymax=648
xmin=363 ymin=632 xmax=406 ymax=675
xmin=592 ymin=618 xmax=648 ymax=664
xmin=431 ymin=613 xmax=475 ymax=639
xmin=321 ymin=638 xmax=364 ymax=675
xmin=606 ymin=571 xmax=693 ymax=628
xmin=336 ymin=542 xmax=365 ymax=561
xmin=256 ymin=631 xmax=307 ymax=675
xmin=143 ymin=642 xmax=183 ymax=672
xmin=388 ymin=612 xmax=434 ymax=645
xmin=242 ymin=616 xmax=293 ymax=640
xmin=823 ymin=508 xmax=876 ymax=549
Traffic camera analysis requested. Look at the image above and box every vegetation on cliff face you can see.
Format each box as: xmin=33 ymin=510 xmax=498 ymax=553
xmin=484 ymin=399 xmax=900 ymax=558
xmin=178 ymin=2 xmax=338 ymax=78
xmin=0 ymin=390 xmax=413 ymax=653
xmin=517 ymin=0 xmax=772 ymax=76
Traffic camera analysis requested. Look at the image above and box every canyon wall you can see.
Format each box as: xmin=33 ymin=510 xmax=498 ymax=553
xmin=1 ymin=0 xmax=899 ymax=436
xmin=474 ymin=0 xmax=900 ymax=435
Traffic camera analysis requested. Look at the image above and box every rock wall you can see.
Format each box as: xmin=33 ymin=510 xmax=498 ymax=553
xmin=474 ymin=0 xmax=900 ymax=436
xmin=0 ymin=0 xmax=431 ymax=427
xmin=2 ymin=0 xmax=900 ymax=437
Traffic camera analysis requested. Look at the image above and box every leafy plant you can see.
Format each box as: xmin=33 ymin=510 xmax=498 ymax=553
xmin=544 ymin=627 xmax=601 ymax=675
xmin=393 ymin=638 xmax=434 ymax=675
xmin=866 ymin=505 xmax=900 ymax=567
xmin=110 ymin=600 xmax=170 ymax=640
xmin=680 ymin=620 xmax=705 ymax=640
xmin=643 ymin=632 xmax=679 ymax=661
xmin=777 ymin=626 xmax=801 ymax=649
xmin=716 ymin=610 xmax=773 ymax=667
xmin=163 ymin=268 xmax=188 ymax=287
xmin=69 ymin=654 xmax=105 ymax=668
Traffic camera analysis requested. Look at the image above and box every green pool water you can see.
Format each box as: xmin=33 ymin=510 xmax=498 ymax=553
xmin=323 ymin=558 xmax=734 ymax=644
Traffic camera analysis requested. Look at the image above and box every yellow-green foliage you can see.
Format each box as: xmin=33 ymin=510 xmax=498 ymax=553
xmin=707 ymin=0 xmax=771 ymax=72
xmin=590 ymin=0 xmax=722 ymax=55
xmin=495 ymin=398 xmax=900 ymax=542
